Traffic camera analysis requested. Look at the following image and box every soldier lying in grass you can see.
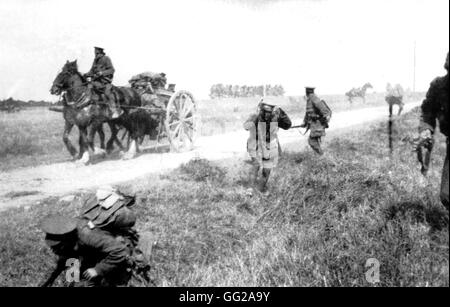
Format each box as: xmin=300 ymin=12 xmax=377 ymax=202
xmin=40 ymin=186 xmax=150 ymax=287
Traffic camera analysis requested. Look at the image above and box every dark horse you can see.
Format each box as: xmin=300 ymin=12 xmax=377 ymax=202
xmin=50 ymin=60 xmax=143 ymax=164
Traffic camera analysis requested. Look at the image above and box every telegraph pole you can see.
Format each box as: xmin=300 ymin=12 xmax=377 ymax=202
xmin=413 ymin=41 xmax=416 ymax=92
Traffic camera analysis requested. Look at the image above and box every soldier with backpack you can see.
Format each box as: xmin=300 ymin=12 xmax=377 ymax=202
xmin=299 ymin=87 xmax=332 ymax=155
xmin=39 ymin=186 xmax=150 ymax=287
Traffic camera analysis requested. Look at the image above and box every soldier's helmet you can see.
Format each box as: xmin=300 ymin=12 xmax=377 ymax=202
xmin=40 ymin=214 xmax=78 ymax=247
xmin=445 ymin=52 xmax=449 ymax=71
xmin=259 ymin=101 xmax=275 ymax=112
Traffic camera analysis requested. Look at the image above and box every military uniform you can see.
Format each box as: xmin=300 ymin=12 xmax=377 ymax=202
xmin=87 ymin=48 xmax=115 ymax=90
xmin=85 ymin=47 xmax=121 ymax=117
xmin=40 ymin=214 xmax=131 ymax=287
xmin=419 ymin=53 xmax=449 ymax=210
xmin=244 ymin=102 xmax=292 ymax=192
xmin=244 ymin=113 xmax=259 ymax=161
xmin=386 ymin=84 xmax=405 ymax=115
xmin=302 ymin=88 xmax=331 ymax=155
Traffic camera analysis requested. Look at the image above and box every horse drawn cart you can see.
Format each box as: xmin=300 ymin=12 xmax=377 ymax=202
xmin=49 ymin=61 xmax=198 ymax=163
xmin=126 ymin=72 xmax=198 ymax=152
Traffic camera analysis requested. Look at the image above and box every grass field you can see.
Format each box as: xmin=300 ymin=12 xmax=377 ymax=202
xmin=0 ymin=106 xmax=447 ymax=287
xmin=0 ymin=92 xmax=424 ymax=171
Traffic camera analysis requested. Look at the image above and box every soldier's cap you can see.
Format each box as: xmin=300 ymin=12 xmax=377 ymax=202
xmin=260 ymin=102 xmax=276 ymax=112
xmin=94 ymin=46 xmax=105 ymax=52
xmin=305 ymin=86 xmax=315 ymax=92
xmin=40 ymin=215 xmax=78 ymax=246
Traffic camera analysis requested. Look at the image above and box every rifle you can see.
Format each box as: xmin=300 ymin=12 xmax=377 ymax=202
xmin=39 ymin=259 xmax=66 ymax=287
xmin=389 ymin=105 xmax=393 ymax=154
xmin=413 ymin=137 xmax=434 ymax=176
xmin=290 ymin=124 xmax=310 ymax=135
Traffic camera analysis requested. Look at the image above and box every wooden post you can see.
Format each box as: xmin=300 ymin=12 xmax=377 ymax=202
xmin=413 ymin=41 xmax=416 ymax=93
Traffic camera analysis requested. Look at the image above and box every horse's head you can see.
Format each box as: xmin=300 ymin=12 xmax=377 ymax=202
xmin=50 ymin=60 xmax=79 ymax=95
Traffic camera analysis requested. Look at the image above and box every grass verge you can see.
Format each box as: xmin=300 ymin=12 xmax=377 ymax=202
xmin=0 ymin=106 xmax=447 ymax=286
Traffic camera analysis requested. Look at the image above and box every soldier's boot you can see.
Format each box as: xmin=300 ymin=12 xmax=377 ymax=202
xmin=257 ymin=168 xmax=271 ymax=193
xmin=309 ymin=137 xmax=324 ymax=155
xmin=105 ymin=87 xmax=122 ymax=119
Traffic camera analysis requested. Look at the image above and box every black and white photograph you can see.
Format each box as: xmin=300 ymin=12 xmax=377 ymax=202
xmin=0 ymin=0 xmax=448 ymax=290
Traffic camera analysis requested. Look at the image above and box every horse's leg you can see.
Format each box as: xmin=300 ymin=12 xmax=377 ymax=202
xmin=87 ymin=124 xmax=96 ymax=151
xmin=77 ymin=126 xmax=91 ymax=164
xmin=123 ymin=138 xmax=138 ymax=160
xmin=123 ymin=124 xmax=139 ymax=160
xmin=78 ymin=129 xmax=84 ymax=160
xmin=106 ymin=122 xmax=116 ymax=153
xmin=107 ymin=122 xmax=124 ymax=152
xmin=89 ymin=122 xmax=106 ymax=156
xmin=115 ymin=130 xmax=125 ymax=150
xmin=97 ymin=124 xmax=106 ymax=150
xmin=63 ymin=121 xmax=77 ymax=159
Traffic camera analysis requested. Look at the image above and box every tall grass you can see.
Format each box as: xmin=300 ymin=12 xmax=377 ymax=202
xmin=0 ymin=107 xmax=447 ymax=287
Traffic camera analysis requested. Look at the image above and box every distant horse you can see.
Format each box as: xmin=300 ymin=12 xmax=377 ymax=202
xmin=50 ymin=60 xmax=143 ymax=164
xmin=385 ymin=83 xmax=405 ymax=116
xmin=345 ymin=82 xmax=373 ymax=103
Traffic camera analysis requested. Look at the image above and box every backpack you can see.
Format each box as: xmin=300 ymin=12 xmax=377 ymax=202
xmin=80 ymin=194 xmax=137 ymax=234
xmin=317 ymin=99 xmax=332 ymax=128
xmin=79 ymin=194 xmax=153 ymax=286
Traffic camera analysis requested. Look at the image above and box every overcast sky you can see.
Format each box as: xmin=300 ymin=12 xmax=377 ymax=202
xmin=0 ymin=0 xmax=448 ymax=101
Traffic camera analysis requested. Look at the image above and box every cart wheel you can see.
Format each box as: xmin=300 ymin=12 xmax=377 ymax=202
xmin=165 ymin=90 xmax=197 ymax=152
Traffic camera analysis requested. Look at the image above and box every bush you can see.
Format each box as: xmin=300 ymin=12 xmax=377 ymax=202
xmin=178 ymin=158 xmax=227 ymax=183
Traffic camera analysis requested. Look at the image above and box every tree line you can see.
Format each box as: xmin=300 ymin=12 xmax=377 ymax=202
xmin=0 ymin=97 xmax=54 ymax=112
xmin=209 ymin=84 xmax=285 ymax=99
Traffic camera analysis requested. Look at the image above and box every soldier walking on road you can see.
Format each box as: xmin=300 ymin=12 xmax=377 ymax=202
xmin=244 ymin=100 xmax=292 ymax=193
xmin=299 ymin=87 xmax=332 ymax=155
xmin=417 ymin=52 xmax=449 ymax=211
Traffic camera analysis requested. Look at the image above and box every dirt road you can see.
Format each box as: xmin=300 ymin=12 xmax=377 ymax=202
xmin=0 ymin=102 xmax=421 ymax=211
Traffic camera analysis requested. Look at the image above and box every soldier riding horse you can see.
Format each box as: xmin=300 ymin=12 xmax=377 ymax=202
xmin=50 ymin=60 xmax=143 ymax=164
xmin=345 ymin=82 xmax=373 ymax=103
